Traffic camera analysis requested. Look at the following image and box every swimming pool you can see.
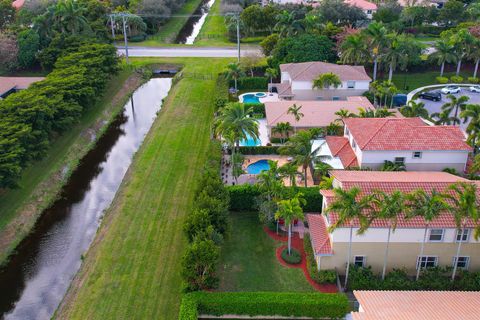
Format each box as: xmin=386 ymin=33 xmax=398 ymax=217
xmin=241 ymin=92 xmax=267 ymax=104
xmin=240 ymin=133 xmax=260 ymax=146
xmin=247 ymin=159 xmax=270 ymax=174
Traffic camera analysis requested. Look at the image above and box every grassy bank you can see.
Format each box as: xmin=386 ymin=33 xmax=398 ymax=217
xmin=0 ymin=67 xmax=146 ymax=266
xmin=55 ymin=57 xmax=232 ymax=319
xmin=194 ymin=0 xmax=231 ymax=47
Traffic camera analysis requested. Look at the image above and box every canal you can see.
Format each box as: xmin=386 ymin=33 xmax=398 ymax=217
xmin=176 ymin=0 xmax=216 ymax=44
xmin=0 ymin=78 xmax=172 ymax=320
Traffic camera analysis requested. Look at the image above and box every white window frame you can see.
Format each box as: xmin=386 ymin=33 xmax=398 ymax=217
xmin=452 ymin=256 xmax=470 ymax=270
xmin=456 ymin=228 xmax=470 ymax=242
xmin=394 ymin=157 xmax=405 ymax=165
xmin=347 ymin=81 xmax=355 ymax=89
xmin=354 ymin=255 xmax=366 ymax=267
xmin=428 ymin=229 xmax=444 ymax=242
xmin=352 ymin=139 xmax=357 ymax=149
xmin=416 ymin=256 xmax=438 ymax=269
xmin=412 ymin=151 xmax=422 ymax=159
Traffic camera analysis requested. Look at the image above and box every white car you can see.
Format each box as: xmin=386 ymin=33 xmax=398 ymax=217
xmin=441 ymin=85 xmax=461 ymax=94
xmin=469 ymin=85 xmax=480 ymax=93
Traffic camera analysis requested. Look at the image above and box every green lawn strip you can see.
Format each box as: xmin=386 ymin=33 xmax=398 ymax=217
xmin=217 ymin=211 xmax=315 ymax=292
xmin=135 ymin=0 xmax=204 ymax=46
xmin=0 ymin=67 xmax=144 ymax=266
xmin=55 ymin=57 xmax=233 ymax=320
xmin=194 ymin=0 xmax=232 ymax=47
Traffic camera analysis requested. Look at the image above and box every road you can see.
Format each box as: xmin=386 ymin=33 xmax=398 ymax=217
xmin=117 ymin=46 xmax=262 ymax=58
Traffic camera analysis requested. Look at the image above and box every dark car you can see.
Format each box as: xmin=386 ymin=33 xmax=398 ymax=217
xmin=418 ymin=91 xmax=441 ymax=102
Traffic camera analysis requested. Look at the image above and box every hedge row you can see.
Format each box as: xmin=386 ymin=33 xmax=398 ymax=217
xmin=179 ymin=292 xmax=350 ymax=319
xmin=238 ymin=146 xmax=279 ymax=155
xmin=230 ymin=76 xmax=268 ymax=90
xmin=243 ymin=102 xmax=265 ymax=117
xmin=214 ymin=73 xmax=229 ymax=110
xmin=304 ymin=234 xmax=337 ymax=284
xmin=227 ymin=185 xmax=322 ymax=212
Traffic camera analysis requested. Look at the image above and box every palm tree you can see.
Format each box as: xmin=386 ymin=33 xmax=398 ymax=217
xmin=326 ymin=121 xmax=342 ymax=135
xmin=314 ymin=161 xmax=333 ymax=179
xmin=372 ymin=190 xmax=405 ymax=280
xmin=312 ymin=72 xmax=342 ymax=90
xmin=406 ymin=189 xmax=450 ymax=280
xmin=363 ymin=22 xmax=389 ymax=81
xmin=272 ymin=122 xmax=292 ymax=144
xmin=54 ymin=0 xmax=90 ymax=35
xmin=275 ymin=194 xmax=305 ymax=254
xmin=335 ymin=108 xmax=356 ymax=122
xmin=265 ymin=67 xmax=278 ymax=84
xmin=451 ymin=30 xmax=475 ymax=76
xmin=274 ymin=10 xmax=304 ymax=37
xmin=446 ymin=182 xmax=479 ymax=281
xmin=357 ymin=108 xmax=395 ymax=118
xmin=430 ymin=39 xmax=457 ymax=77
xmin=340 ymin=34 xmax=370 ymax=65
xmin=226 ymin=62 xmax=244 ymax=93
xmin=279 ymin=130 xmax=320 ymax=187
xmin=467 ymin=39 xmax=480 ymax=79
xmin=319 ymin=176 xmax=334 ymax=189
xmin=287 ymin=104 xmax=304 ymax=134
xmin=325 ymin=187 xmax=373 ymax=290
xmin=460 ymin=104 xmax=480 ymax=153
xmin=440 ymin=95 xmax=470 ymax=126
xmin=382 ymin=34 xmax=414 ymax=82
xmin=257 ymin=160 xmax=284 ymax=230
xmin=432 ymin=109 xmax=456 ymax=125
xmin=279 ymin=162 xmax=303 ymax=187
xmin=400 ymin=101 xmax=429 ymax=118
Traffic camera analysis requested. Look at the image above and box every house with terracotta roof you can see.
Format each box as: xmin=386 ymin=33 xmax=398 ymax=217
xmin=325 ymin=117 xmax=472 ymax=172
xmin=350 ymin=290 xmax=480 ymax=320
xmin=12 ymin=0 xmax=25 ymax=9
xmin=269 ymin=62 xmax=371 ymax=100
xmin=345 ymin=0 xmax=377 ymax=19
xmin=308 ymin=170 xmax=480 ymax=276
xmin=0 ymin=77 xmax=45 ymax=99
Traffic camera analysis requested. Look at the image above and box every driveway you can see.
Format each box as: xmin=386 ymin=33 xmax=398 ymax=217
xmin=117 ymin=46 xmax=262 ymax=58
xmin=415 ymin=88 xmax=480 ymax=131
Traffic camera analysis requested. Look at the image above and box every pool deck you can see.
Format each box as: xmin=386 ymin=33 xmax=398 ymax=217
xmin=239 ymin=92 xmax=279 ymax=103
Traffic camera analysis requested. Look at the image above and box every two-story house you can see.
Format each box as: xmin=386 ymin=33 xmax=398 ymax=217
xmin=325 ymin=117 xmax=472 ymax=172
xmin=269 ymin=62 xmax=371 ymax=100
xmin=308 ymin=170 xmax=480 ymax=276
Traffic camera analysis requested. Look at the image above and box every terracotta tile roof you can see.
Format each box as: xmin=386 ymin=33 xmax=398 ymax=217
xmin=345 ymin=0 xmax=377 ymax=10
xmin=343 ymin=117 xmax=472 ymax=151
xmin=352 ymin=291 xmax=480 ymax=320
xmin=12 ymin=0 xmax=24 ymax=9
xmin=280 ymin=62 xmax=371 ymax=82
xmin=273 ymin=82 xmax=293 ymax=96
xmin=265 ymin=97 xmax=373 ymax=128
xmin=322 ymin=170 xmax=478 ymax=228
xmin=0 ymin=77 xmax=45 ymax=96
xmin=325 ymin=136 xmax=358 ymax=167
xmin=306 ymin=214 xmax=332 ymax=255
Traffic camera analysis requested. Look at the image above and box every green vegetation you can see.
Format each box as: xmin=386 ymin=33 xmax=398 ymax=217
xmin=387 ymin=71 xmax=472 ymax=91
xmin=217 ymin=212 xmax=314 ymax=292
xmin=179 ymin=291 xmax=350 ymax=320
xmin=304 ymin=234 xmax=337 ymax=284
xmin=194 ymin=0 xmax=231 ymax=46
xmin=56 ymin=57 xmax=232 ymax=320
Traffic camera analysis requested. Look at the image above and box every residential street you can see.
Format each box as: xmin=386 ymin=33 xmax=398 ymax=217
xmin=117 ymin=46 xmax=263 ymax=58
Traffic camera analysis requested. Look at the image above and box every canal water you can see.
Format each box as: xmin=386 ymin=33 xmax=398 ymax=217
xmin=0 ymin=78 xmax=172 ymax=320
xmin=176 ymin=0 xmax=216 ymax=44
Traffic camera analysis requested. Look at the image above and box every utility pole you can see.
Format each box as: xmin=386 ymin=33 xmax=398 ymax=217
xmin=121 ymin=14 xmax=129 ymax=64
xmin=110 ymin=15 xmax=115 ymax=41
xmin=236 ymin=14 xmax=240 ymax=63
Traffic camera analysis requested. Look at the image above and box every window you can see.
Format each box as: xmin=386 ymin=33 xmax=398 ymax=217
xmin=456 ymin=229 xmax=470 ymax=242
xmin=412 ymin=151 xmax=422 ymax=159
xmin=347 ymin=81 xmax=355 ymax=89
xmin=354 ymin=256 xmax=366 ymax=267
xmin=429 ymin=229 xmax=444 ymax=242
xmin=394 ymin=157 xmax=405 ymax=165
xmin=352 ymin=139 xmax=357 ymax=149
xmin=366 ymin=9 xmax=372 ymax=14
xmin=452 ymin=256 xmax=470 ymax=270
xmin=417 ymin=256 xmax=438 ymax=269
xmin=345 ymin=127 xmax=350 ymax=136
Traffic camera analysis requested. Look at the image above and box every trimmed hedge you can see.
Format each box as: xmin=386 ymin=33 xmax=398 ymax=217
xmin=304 ymin=234 xmax=337 ymax=284
xmin=238 ymin=146 xmax=279 ymax=155
xmin=230 ymin=77 xmax=269 ymax=90
xmin=281 ymin=248 xmax=302 ymax=264
xmin=243 ymin=102 xmax=265 ymax=117
xmin=227 ymin=185 xmax=322 ymax=212
xmin=179 ymin=292 xmax=350 ymax=319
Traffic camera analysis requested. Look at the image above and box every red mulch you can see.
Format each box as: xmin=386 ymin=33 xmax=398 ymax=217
xmin=264 ymin=227 xmax=338 ymax=293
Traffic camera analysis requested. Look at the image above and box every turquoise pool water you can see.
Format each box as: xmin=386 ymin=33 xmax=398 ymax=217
xmin=247 ymin=159 xmax=270 ymax=174
xmin=240 ymin=133 xmax=260 ymax=146
xmin=242 ymin=93 xmax=266 ymax=104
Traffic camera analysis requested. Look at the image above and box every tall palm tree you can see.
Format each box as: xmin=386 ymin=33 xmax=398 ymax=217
xmin=314 ymin=161 xmax=333 ymax=179
xmin=265 ymin=67 xmax=278 ymax=84
xmin=372 ymin=190 xmax=405 ymax=280
xmin=432 ymin=109 xmax=456 ymax=125
xmin=257 ymin=160 xmax=284 ymax=230
xmin=279 ymin=130 xmax=320 ymax=187
xmin=451 ymin=30 xmax=475 ymax=76
xmin=226 ymin=62 xmax=244 ymax=93
xmin=440 ymin=95 xmax=470 ymax=126
xmin=467 ymin=39 xmax=480 ymax=79
xmin=54 ymin=0 xmax=90 ymax=35
xmin=460 ymin=104 xmax=480 ymax=153
xmin=274 ymin=10 xmax=304 ymax=37
xmin=273 ymin=122 xmax=292 ymax=143
xmin=275 ymin=194 xmax=305 ymax=254
xmin=326 ymin=121 xmax=342 ymax=135
xmin=287 ymin=104 xmax=304 ymax=134
xmin=325 ymin=187 xmax=373 ymax=290
xmin=446 ymin=182 xmax=479 ymax=281
xmin=363 ymin=22 xmax=389 ymax=81
xmin=335 ymin=108 xmax=357 ymax=122
xmin=406 ymin=189 xmax=450 ymax=280
xmin=279 ymin=162 xmax=303 ymax=187
xmin=382 ymin=34 xmax=416 ymax=82
xmin=430 ymin=39 xmax=457 ymax=77
xmin=312 ymin=73 xmax=342 ymax=90
xmin=340 ymin=34 xmax=370 ymax=65
xmin=400 ymin=101 xmax=429 ymax=118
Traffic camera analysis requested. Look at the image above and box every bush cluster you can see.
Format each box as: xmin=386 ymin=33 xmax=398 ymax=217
xmin=227 ymin=185 xmax=322 ymax=212
xmin=181 ymin=140 xmax=230 ymax=291
xmin=304 ymin=234 xmax=337 ymax=284
xmin=281 ymin=248 xmax=301 ymax=264
xmin=450 ymin=75 xmax=464 ymax=83
xmin=214 ymin=73 xmax=229 ymax=110
xmin=238 ymin=146 xmax=279 ymax=155
xmin=348 ymin=265 xmax=480 ymax=291
xmin=230 ymin=77 xmax=269 ymax=90
xmin=243 ymin=102 xmax=265 ymax=117
xmin=179 ymin=292 xmax=350 ymax=320
xmin=0 ymin=42 xmax=119 ymax=188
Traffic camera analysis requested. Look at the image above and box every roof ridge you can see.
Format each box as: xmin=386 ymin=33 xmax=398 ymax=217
xmin=358 ymin=118 xmax=389 ymax=149
xmin=292 ymin=62 xmax=316 ymax=81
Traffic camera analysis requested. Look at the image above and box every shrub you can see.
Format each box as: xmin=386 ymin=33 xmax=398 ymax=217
xmin=178 ymin=294 xmax=198 ymax=320
xmin=238 ymin=146 xmax=279 ymax=155
xmin=281 ymin=248 xmax=302 ymax=264
xmin=436 ymin=76 xmax=449 ymax=84
xmin=450 ymin=75 xmax=464 ymax=83
xmin=468 ymin=77 xmax=479 ymax=84
xmin=181 ymin=239 xmax=220 ymax=291
xmin=243 ymin=102 xmax=265 ymax=117
xmin=230 ymin=77 xmax=269 ymax=90
xmin=304 ymin=234 xmax=336 ymax=284
xmin=260 ymin=33 xmax=279 ymax=56
xmin=214 ymin=73 xmax=229 ymax=110
xmin=179 ymin=292 xmax=350 ymax=319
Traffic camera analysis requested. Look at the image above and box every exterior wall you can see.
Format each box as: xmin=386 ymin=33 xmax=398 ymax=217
xmin=364 ymin=9 xmax=376 ymax=19
xmin=288 ymin=80 xmax=370 ymax=100
xmin=280 ymin=72 xmax=291 ymax=83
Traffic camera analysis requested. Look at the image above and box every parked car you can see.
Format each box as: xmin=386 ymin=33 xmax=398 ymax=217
xmin=419 ymin=91 xmax=442 ymax=101
xmin=392 ymin=94 xmax=407 ymax=107
xmin=469 ymin=85 xmax=480 ymax=93
xmin=441 ymin=85 xmax=461 ymax=94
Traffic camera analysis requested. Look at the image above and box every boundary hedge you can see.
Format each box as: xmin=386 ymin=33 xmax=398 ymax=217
xmin=238 ymin=146 xmax=279 ymax=155
xmin=230 ymin=77 xmax=268 ymax=90
xmin=178 ymin=292 xmax=349 ymax=319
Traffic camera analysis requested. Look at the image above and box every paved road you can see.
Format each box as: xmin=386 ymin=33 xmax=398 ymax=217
xmin=117 ymin=46 xmax=262 ymax=58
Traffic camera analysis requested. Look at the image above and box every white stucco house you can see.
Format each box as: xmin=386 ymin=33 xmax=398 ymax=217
xmin=324 ymin=117 xmax=472 ymax=172
xmin=269 ymin=62 xmax=371 ymax=100
xmin=345 ymin=0 xmax=377 ymax=19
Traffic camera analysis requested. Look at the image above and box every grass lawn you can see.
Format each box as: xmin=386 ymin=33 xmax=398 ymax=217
xmin=217 ymin=212 xmax=315 ymax=292
xmin=0 ymin=68 xmax=142 ymax=265
xmin=194 ymin=0 xmax=232 ymax=47
xmin=55 ymin=57 xmax=234 ymax=320
xmin=379 ymin=70 xmax=474 ymax=92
